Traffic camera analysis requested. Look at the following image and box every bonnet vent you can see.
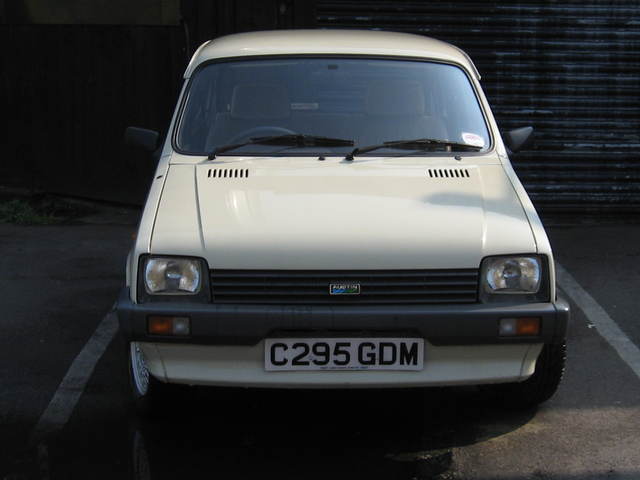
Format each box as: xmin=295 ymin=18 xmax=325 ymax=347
xmin=427 ymin=168 xmax=470 ymax=179
xmin=208 ymin=168 xmax=249 ymax=179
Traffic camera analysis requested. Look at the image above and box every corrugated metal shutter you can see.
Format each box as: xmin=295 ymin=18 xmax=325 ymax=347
xmin=315 ymin=1 xmax=640 ymax=214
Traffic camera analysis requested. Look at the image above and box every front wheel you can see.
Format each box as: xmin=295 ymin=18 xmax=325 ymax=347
xmin=490 ymin=342 xmax=567 ymax=409
xmin=128 ymin=341 xmax=165 ymax=415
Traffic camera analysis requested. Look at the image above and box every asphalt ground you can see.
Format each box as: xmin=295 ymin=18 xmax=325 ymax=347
xmin=1 ymin=218 xmax=639 ymax=480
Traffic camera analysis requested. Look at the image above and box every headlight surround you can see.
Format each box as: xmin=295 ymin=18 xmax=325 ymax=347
xmin=137 ymin=255 xmax=210 ymax=303
xmin=480 ymin=255 xmax=549 ymax=303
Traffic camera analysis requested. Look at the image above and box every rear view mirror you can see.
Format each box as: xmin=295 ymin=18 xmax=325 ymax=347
xmin=124 ymin=126 xmax=159 ymax=152
xmin=503 ymin=126 xmax=533 ymax=153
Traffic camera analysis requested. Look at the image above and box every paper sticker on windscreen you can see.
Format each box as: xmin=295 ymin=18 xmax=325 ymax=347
xmin=462 ymin=132 xmax=485 ymax=148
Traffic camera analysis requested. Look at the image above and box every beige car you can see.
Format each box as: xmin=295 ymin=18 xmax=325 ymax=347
xmin=118 ymin=29 xmax=568 ymax=413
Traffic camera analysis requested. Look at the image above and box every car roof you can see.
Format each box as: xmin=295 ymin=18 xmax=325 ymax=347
xmin=184 ymin=29 xmax=480 ymax=79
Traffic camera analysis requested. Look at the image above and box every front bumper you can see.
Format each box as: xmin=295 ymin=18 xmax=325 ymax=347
xmin=116 ymin=288 xmax=569 ymax=347
xmin=136 ymin=340 xmax=543 ymax=388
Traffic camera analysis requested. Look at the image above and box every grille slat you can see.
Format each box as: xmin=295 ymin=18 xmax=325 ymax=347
xmin=212 ymin=279 xmax=477 ymax=287
xmin=210 ymin=269 xmax=479 ymax=305
xmin=212 ymin=288 xmax=478 ymax=296
xmin=209 ymin=296 xmax=475 ymax=305
xmin=212 ymin=269 xmax=477 ymax=279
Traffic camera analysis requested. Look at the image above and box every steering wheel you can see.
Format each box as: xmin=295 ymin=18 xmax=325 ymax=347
xmin=228 ymin=126 xmax=298 ymax=145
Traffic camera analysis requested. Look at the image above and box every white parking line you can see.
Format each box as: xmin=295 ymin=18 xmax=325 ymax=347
xmin=556 ymin=263 xmax=640 ymax=379
xmin=30 ymin=310 xmax=119 ymax=444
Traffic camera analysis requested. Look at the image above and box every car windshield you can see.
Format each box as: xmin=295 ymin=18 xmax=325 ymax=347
xmin=175 ymin=57 xmax=491 ymax=156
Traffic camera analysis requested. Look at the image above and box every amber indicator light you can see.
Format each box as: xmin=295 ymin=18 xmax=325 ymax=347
xmin=147 ymin=316 xmax=173 ymax=335
xmin=499 ymin=317 xmax=541 ymax=337
xmin=516 ymin=317 xmax=541 ymax=336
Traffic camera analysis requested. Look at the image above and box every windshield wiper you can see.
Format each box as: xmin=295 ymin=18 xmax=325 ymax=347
xmin=345 ymin=138 xmax=483 ymax=160
xmin=208 ymin=134 xmax=354 ymax=160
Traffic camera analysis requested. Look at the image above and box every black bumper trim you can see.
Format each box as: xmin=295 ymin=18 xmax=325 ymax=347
xmin=116 ymin=288 xmax=569 ymax=346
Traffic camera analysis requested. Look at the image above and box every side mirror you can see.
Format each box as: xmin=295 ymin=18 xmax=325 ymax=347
xmin=503 ymin=126 xmax=533 ymax=154
xmin=124 ymin=126 xmax=159 ymax=152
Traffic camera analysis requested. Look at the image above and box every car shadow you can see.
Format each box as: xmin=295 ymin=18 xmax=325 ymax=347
xmin=126 ymin=385 xmax=536 ymax=480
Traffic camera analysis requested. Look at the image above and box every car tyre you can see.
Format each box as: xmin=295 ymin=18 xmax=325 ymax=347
xmin=491 ymin=342 xmax=566 ymax=409
xmin=127 ymin=340 xmax=166 ymax=416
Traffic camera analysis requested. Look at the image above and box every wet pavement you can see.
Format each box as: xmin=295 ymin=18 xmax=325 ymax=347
xmin=1 ymin=218 xmax=640 ymax=479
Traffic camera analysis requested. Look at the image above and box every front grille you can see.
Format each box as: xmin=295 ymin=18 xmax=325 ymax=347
xmin=210 ymin=269 xmax=479 ymax=305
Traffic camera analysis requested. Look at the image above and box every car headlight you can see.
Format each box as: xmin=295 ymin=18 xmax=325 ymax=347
xmin=138 ymin=256 xmax=209 ymax=302
xmin=480 ymin=255 xmax=548 ymax=303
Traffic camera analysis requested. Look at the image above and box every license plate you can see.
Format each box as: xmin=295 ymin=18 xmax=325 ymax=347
xmin=264 ymin=338 xmax=424 ymax=371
